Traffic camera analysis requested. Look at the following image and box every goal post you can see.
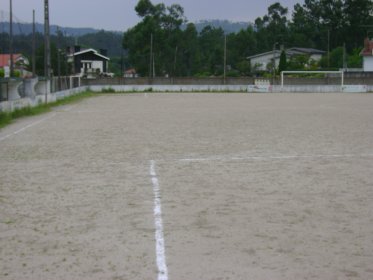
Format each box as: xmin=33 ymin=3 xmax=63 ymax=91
xmin=281 ymin=71 xmax=344 ymax=88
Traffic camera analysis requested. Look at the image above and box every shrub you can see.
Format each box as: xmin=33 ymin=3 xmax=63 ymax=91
xmin=101 ymin=87 xmax=116 ymax=93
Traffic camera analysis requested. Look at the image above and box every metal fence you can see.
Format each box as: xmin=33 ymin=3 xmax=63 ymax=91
xmin=81 ymin=74 xmax=373 ymax=87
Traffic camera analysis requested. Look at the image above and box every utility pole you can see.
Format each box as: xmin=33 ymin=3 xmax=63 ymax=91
xmin=272 ymin=42 xmax=278 ymax=85
xmin=57 ymin=49 xmax=61 ymax=90
xmin=149 ymin=33 xmax=153 ymax=79
xmin=327 ymin=29 xmax=330 ymax=68
xmin=44 ymin=1 xmax=51 ymax=79
xmin=153 ymin=55 xmax=155 ymax=78
xmin=343 ymin=42 xmax=347 ymax=70
xmin=224 ymin=35 xmax=227 ymax=85
xmin=32 ymin=10 xmax=36 ymax=77
xmin=56 ymin=27 xmax=61 ymax=91
xmin=9 ymin=0 xmax=13 ymax=78
xmin=173 ymin=46 xmax=178 ymax=78
xmin=44 ymin=0 xmax=51 ymax=102
xmin=121 ymin=49 xmax=124 ymax=77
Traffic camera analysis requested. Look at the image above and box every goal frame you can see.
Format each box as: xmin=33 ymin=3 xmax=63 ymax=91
xmin=280 ymin=71 xmax=344 ymax=88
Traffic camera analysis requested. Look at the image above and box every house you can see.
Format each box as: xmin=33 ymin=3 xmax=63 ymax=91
xmin=287 ymin=48 xmax=325 ymax=62
xmin=124 ymin=68 xmax=138 ymax=78
xmin=0 ymin=54 xmax=30 ymax=77
xmin=247 ymin=47 xmax=326 ymax=72
xmin=67 ymin=46 xmax=110 ymax=78
xmin=360 ymin=38 xmax=373 ymax=72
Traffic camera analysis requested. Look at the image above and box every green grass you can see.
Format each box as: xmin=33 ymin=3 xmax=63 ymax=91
xmin=0 ymin=91 xmax=95 ymax=129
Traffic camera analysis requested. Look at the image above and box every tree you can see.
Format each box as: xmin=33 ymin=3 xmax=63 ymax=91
xmin=347 ymin=48 xmax=363 ymax=68
xmin=179 ymin=23 xmax=200 ymax=76
xmin=254 ymin=2 xmax=289 ymax=51
xmin=197 ymin=26 xmax=225 ymax=75
xmin=123 ymin=0 xmax=186 ymax=76
xmin=287 ymin=54 xmax=312 ymax=70
xmin=135 ymin=0 xmax=155 ymax=17
xmin=35 ymin=43 xmax=67 ymax=76
xmin=319 ymin=47 xmax=343 ymax=69
xmin=344 ymin=0 xmax=373 ymax=50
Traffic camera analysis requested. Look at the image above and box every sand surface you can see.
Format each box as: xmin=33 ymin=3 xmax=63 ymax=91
xmin=0 ymin=93 xmax=373 ymax=279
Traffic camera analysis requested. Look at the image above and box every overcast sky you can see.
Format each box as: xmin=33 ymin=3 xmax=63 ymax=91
xmin=0 ymin=0 xmax=303 ymax=31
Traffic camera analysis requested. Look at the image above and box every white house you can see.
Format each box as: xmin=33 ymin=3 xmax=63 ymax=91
xmin=67 ymin=46 xmax=110 ymax=78
xmin=247 ymin=47 xmax=326 ymax=72
xmin=360 ymin=38 xmax=373 ymax=72
xmin=248 ymin=50 xmax=282 ymax=72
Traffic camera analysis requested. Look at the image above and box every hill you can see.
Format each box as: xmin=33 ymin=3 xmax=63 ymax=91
xmin=0 ymin=21 xmax=118 ymax=36
xmin=189 ymin=19 xmax=252 ymax=34
xmin=0 ymin=19 xmax=251 ymax=36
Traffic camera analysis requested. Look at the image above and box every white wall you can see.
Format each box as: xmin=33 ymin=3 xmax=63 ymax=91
xmin=80 ymin=60 xmax=104 ymax=74
xmin=92 ymin=61 xmax=104 ymax=72
xmin=251 ymin=53 xmax=279 ymax=71
xmin=363 ymin=57 xmax=373 ymax=72
xmin=310 ymin=54 xmax=323 ymax=62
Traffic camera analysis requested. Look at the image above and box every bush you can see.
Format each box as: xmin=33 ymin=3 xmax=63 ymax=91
xmin=101 ymin=87 xmax=116 ymax=93
xmin=0 ymin=112 xmax=12 ymax=128
xmin=13 ymin=70 xmax=21 ymax=78
xmin=194 ymin=72 xmax=211 ymax=78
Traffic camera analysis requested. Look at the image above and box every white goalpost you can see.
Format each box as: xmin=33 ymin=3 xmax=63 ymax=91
xmin=280 ymin=71 xmax=344 ymax=89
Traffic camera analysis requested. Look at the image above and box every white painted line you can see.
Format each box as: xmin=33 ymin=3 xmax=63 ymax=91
xmin=178 ymin=153 xmax=373 ymax=163
xmin=62 ymin=104 xmax=77 ymax=112
xmin=0 ymin=113 xmax=56 ymax=142
xmin=149 ymin=160 xmax=169 ymax=280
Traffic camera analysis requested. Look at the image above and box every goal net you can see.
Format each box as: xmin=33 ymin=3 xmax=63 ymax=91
xmin=280 ymin=71 xmax=344 ymax=88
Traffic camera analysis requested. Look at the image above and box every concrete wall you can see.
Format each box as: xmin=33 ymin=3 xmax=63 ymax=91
xmin=363 ymin=57 xmax=373 ymax=72
xmin=0 ymin=86 xmax=89 ymax=113
xmin=82 ymin=76 xmax=373 ymax=86
xmin=89 ymin=85 xmax=249 ymax=93
xmin=82 ymin=77 xmax=255 ymax=86
xmin=92 ymin=84 xmax=373 ymax=94
xmin=1 ymin=79 xmax=373 ymax=113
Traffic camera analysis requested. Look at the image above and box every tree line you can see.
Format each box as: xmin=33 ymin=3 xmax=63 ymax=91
xmin=123 ymin=0 xmax=372 ymax=77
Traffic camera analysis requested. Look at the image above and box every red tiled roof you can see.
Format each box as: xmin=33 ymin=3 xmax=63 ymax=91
xmin=361 ymin=38 xmax=373 ymax=56
xmin=125 ymin=68 xmax=136 ymax=74
xmin=0 ymin=54 xmax=22 ymax=67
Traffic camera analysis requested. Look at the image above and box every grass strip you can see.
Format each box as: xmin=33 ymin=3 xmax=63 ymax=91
xmin=0 ymin=91 xmax=95 ymax=129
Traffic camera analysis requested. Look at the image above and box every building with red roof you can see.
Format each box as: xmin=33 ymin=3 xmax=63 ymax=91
xmin=360 ymin=38 xmax=373 ymax=72
xmin=0 ymin=54 xmax=30 ymax=77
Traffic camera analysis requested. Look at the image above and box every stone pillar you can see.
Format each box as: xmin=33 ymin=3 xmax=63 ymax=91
xmin=23 ymin=78 xmax=38 ymax=98
xmin=35 ymin=79 xmax=51 ymax=95
xmin=8 ymin=80 xmax=22 ymax=100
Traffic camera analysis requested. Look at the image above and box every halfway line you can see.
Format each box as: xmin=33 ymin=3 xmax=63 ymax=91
xmin=149 ymin=160 xmax=168 ymax=280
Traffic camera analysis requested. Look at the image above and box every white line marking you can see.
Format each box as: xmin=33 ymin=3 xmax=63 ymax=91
xmin=62 ymin=104 xmax=77 ymax=112
xmin=178 ymin=153 xmax=373 ymax=163
xmin=0 ymin=113 xmax=57 ymax=142
xmin=149 ymin=160 xmax=168 ymax=280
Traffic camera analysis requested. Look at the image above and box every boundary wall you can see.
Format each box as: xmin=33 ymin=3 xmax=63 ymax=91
xmin=1 ymin=83 xmax=372 ymax=113
xmin=0 ymin=86 xmax=88 ymax=113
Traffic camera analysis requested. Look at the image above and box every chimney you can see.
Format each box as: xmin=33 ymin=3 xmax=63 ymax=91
xmin=74 ymin=45 xmax=81 ymax=53
xmin=364 ymin=37 xmax=370 ymax=51
xmin=99 ymin=49 xmax=108 ymax=57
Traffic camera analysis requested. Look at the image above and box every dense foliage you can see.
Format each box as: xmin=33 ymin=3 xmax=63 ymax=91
xmin=123 ymin=0 xmax=372 ymax=77
xmin=1 ymin=0 xmax=372 ymax=77
xmin=0 ymin=30 xmax=123 ymax=76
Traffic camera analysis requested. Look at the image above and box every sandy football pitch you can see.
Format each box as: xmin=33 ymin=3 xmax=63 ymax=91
xmin=0 ymin=92 xmax=373 ymax=280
